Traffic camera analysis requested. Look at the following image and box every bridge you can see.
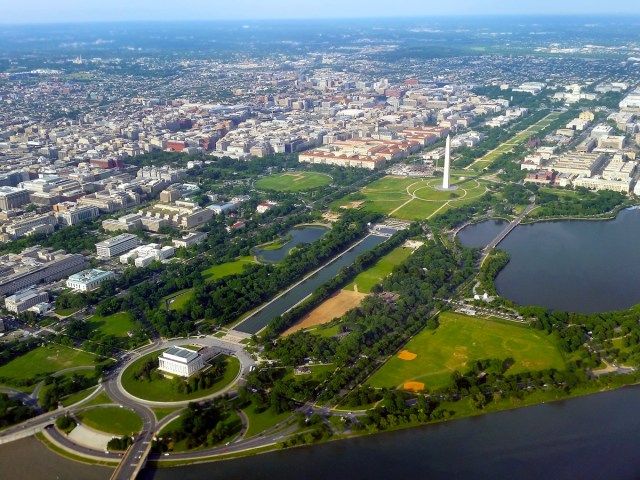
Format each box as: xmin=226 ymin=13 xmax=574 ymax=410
xmin=480 ymin=198 xmax=535 ymax=265
xmin=109 ymin=431 xmax=154 ymax=480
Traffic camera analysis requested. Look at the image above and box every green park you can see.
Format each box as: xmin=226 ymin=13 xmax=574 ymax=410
xmin=78 ymin=406 xmax=143 ymax=436
xmin=334 ymin=175 xmax=489 ymax=221
xmin=121 ymin=350 xmax=240 ymax=402
xmin=344 ymin=246 xmax=413 ymax=293
xmin=0 ymin=345 xmax=97 ymax=390
xmin=86 ymin=312 xmax=137 ymax=338
xmin=367 ymin=312 xmax=566 ymax=391
xmin=255 ymin=171 xmax=332 ymax=192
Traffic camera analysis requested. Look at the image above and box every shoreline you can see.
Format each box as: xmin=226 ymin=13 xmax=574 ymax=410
xmin=37 ymin=374 xmax=640 ymax=469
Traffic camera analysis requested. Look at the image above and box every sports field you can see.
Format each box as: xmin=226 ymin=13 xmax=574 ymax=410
xmin=367 ymin=312 xmax=565 ymax=391
xmin=467 ymin=112 xmax=561 ymax=171
xmin=344 ymin=246 xmax=412 ymax=293
xmin=334 ymin=175 xmax=488 ymax=221
xmin=255 ymin=172 xmax=332 ymax=192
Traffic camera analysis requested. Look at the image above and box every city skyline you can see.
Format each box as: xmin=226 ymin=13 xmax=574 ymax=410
xmin=4 ymin=0 xmax=640 ymax=24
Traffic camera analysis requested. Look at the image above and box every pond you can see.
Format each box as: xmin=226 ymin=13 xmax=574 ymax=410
xmin=253 ymin=226 xmax=329 ymax=263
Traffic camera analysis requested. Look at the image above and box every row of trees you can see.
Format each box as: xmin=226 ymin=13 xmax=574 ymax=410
xmin=264 ymin=225 xmax=417 ymax=338
xmin=529 ymin=188 xmax=626 ymax=219
xmin=155 ymin=401 xmax=239 ymax=452
xmin=0 ymin=393 xmax=36 ymax=428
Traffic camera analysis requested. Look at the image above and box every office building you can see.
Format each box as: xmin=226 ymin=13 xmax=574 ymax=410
xmin=4 ymin=289 xmax=49 ymax=313
xmin=66 ymin=269 xmax=115 ymax=292
xmin=0 ymin=247 xmax=86 ymax=296
xmin=0 ymin=187 xmax=30 ymax=211
xmin=55 ymin=205 xmax=100 ymax=226
xmin=95 ymin=233 xmax=139 ymax=258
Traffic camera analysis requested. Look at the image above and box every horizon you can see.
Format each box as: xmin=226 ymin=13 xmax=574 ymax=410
xmin=4 ymin=13 xmax=640 ymax=28
xmin=4 ymin=0 xmax=640 ymax=25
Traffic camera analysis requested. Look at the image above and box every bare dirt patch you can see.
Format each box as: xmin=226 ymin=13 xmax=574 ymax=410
xmin=282 ymin=290 xmax=366 ymax=336
xmin=403 ymin=381 xmax=425 ymax=392
xmin=340 ymin=200 xmax=365 ymax=209
xmin=398 ymin=350 xmax=417 ymax=361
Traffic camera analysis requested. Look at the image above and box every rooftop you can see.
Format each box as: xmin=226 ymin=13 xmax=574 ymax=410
xmin=67 ymin=268 xmax=113 ymax=283
xmin=162 ymin=346 xmax=201 ymax=363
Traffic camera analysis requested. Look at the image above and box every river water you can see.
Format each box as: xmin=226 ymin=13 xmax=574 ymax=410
xmin=136 ymin=385 xmax=640 ymax=480
xmin=457 ymin=218 xmax=508 ymax=248
xmin=253 ymin=226 xmax=329 ymax=263
xmin=493 ymin=208 xmax=640 ymax=313
xmin=6 ymin=387 xmax=640 ymax=480
xmin=234 ymin=235 xmax=387 ymax=334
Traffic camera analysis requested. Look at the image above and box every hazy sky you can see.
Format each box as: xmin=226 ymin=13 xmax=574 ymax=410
xmin=5 ymin=0 xmax=640 ymax=24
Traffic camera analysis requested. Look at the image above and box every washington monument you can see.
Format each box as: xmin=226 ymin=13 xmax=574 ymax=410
xmin=442 ymin=134 xmax=451 ymax=189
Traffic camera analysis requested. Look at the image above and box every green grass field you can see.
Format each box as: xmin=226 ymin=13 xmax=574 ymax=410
xmin=367 ymin=312 xmax=565 ymax=391
xmin=242 ymin=408 xmax=292 ymax=438
xmin=0 ymin=345 xmax=96 ymax=387
xmin=164 ymin=289 xmax=195 ymax=311
xmin=60 ymin=387 xmax=99 ymax=407
xmin=333 ymin=176 xmax=488 ymax=220
xmin=82 ymin=391 xmax=113 ymax=407
xmin=152 ymin=407 xmax=182 ymax=421
xmin=310 ymin=324 xmax=341 ymax=338
xmin=79 ymin=407 xmax=142 ymax=435
xmin=121 ymin=352 xmax=240 ymax=402
xmin=55 ymin=307 xmax=79 ymax=317
xmin=344 ymin=246 xmax=412 ymax=293
xmin=255 ymin=172 xmax=332 ymax=192
xmin=87 ymin=312 xmax=136 ymax=338
xmin=202 ymin=256 xmax=256 ymax=282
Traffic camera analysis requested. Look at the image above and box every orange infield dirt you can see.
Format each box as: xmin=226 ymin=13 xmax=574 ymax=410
xmin=398 ymin=350 xmax=417 ymax=361
xmin=282 ymin=290 xmax=366 ymax=336
xmin=403 ymin=381 xmax=425 ymax=392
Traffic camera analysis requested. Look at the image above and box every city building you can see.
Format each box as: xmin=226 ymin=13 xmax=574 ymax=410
xmin=1 ymin=213 xmax=57 ymax=241
xmin=95 ymin=233 xmax=139 ymax=258
xmin=172 ymin=231 xmax=208 ymax=248
xmin=66 ymin=269 xmax=115 ymax=291
xmin=0 ymin=186 xmax=30 ymax=211
xmin=207 ymin=201 xmax=240 ymax=215
xmin=54 ymin=205 xmax=100 ymax=226
xmin=101 ymin=214 xmax=143 ymax=233
xmin=77 ymin=190 xmax=140 ymax=213
xmin=119 ymin=243 xmax=174 ymax=267
xmin=158 ymin=346 xmax=205 ymax=377
xmin=4 ymin=289 xmax=49 ymax=313
xmin=137 ymin=203 xmax=213 ymax=229
xmin=0 ymin=247 xmax=86 ymax=296
xmin=549 ymin=153 xmax=607 ymax=177
xmin=572 ymin=176 xmax=631 ymax=193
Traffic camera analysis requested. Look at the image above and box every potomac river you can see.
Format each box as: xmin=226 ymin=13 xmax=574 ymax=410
xmin=459 ymin=208 xmax=640 ymax=313
xmin=3 ymin=385 xmax=640 ymax=480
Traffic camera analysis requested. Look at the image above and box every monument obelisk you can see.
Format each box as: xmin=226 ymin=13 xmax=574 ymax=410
xmin=442 ymin=134 xmax=451 ymax=189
